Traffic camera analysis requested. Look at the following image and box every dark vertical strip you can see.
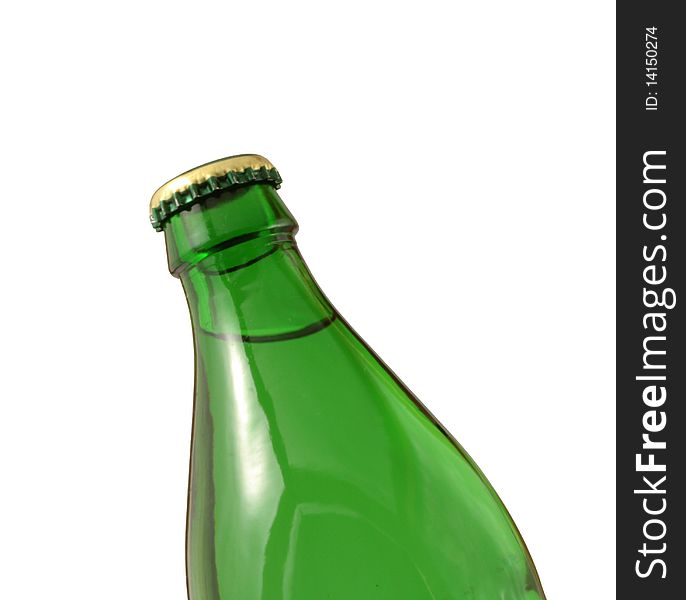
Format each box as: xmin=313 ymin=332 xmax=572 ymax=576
xmin=617 ymin=3 xmax=685 ymax=597
xmin=185 ymin=354 xmax=221 ymax=600
xmin=181 ymin=279 xmax=221 ymax=600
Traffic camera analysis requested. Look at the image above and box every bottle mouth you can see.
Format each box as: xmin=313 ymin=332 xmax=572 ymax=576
xmin=149 ymin=154 xmax=282 ymax=231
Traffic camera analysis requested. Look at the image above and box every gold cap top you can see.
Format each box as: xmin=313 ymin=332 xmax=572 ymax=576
xmin=149 ymin=154 xmax=281 ymax=231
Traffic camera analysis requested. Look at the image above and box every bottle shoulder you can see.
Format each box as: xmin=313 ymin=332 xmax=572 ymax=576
xmin=190 ymin=319 xmax=544 ymax=599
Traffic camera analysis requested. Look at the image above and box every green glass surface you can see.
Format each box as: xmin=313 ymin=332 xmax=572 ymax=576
xmin=159 ymin=182 xmax=546 ymax=599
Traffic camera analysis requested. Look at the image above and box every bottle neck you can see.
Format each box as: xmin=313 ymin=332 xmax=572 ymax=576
xmin=163 ymin=184 xmax=335 ymax=341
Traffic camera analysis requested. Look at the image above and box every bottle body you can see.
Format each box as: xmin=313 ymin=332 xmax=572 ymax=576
xmin=160 ymin=178 xmax=544 ymax=600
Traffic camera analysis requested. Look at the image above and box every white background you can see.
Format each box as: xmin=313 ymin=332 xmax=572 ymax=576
xmin=0 ymin=1 xmax=615 ymax=598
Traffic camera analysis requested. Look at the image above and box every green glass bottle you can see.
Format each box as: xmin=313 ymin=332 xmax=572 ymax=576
xmin=150 ymin=155 xmax=546 ymax=600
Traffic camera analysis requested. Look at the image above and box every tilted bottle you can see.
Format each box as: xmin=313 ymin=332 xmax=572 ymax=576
xmin=150 ymin=155 xmax=546 ymax=600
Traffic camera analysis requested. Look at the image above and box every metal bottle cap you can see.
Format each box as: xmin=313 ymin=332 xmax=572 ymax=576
xmin=149 ymin=154 xmax=281 ymax=231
